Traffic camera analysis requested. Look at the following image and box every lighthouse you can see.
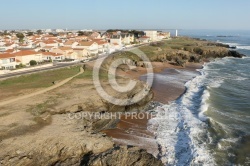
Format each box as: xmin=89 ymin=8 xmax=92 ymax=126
xmin=175 ymin=29 xmax=178 ymax=37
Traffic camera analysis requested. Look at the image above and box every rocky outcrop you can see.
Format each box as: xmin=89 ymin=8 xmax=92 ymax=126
xmin=0 ymin=114 xmax=114 ymax=166
xmin=81 ymin=146 xmax=164 ymax=166
xmin=124 ymin=37 xmax=246 ymax=67
xmin=228 ymin=50 xmax=245 ymax=58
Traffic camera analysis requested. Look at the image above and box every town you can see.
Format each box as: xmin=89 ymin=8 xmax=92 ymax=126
xmin=0 ymin=29 xmax=171 ymax=75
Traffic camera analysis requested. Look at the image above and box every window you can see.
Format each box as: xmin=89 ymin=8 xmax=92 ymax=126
xmin=10 ymin=58 xmax=15 ymax=62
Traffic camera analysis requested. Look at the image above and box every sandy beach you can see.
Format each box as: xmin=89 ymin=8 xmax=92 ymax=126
xmin=103 ymin=62 xmax=203 ymax=156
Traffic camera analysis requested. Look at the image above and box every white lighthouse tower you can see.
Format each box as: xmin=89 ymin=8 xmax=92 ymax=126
xmin=175 ymin=29 xmax=178 ymax=37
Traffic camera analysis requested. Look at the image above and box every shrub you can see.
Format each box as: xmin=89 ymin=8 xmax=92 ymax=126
xmin=166 ymin=55 xmax=172 ymax=61
xmin=16 ymin=63 xmax=26 ymax=69
xmin=193 ymin=47 xmax=203 ymax=55
xmin=30 ymin=60 xmax=37 ymax=66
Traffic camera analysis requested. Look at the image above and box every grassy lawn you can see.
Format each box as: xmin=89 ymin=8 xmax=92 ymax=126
xmin=0 ymin=66 xmax=81 ymax=100
xmin=75 ymin=67 xmax=109 ymax=80
xmin=0 ymin=66 xmax=80 ymax=89
xmin=74 ymin=68 xmax=93 ymax=79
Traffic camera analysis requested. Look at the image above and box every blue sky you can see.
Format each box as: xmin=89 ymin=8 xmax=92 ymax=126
xmin=1 ymin=0 xmax=250 ymax=30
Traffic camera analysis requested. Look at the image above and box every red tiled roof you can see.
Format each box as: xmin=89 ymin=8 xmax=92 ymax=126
xmin=0 ymin=53 xmax=15 ymax=59
xmin=64 ymin=40 xmax=75 ymax=45
xmin=58 ymin=47 xmax=72 ymax=51
xmin=5 ymin=49 xmax=15 ymax=53
xmin=78 ymin=41 xmax=96 ymax=46
xmin=13 ymin=50 xmax=40 ymax=56
xmin=42 ymin=40 xmax=58 ymax=44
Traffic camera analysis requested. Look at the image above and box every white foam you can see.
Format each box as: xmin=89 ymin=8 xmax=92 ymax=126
xmin=217 ymin=40 xmax=250 ymax=51
xmin=223 ymin=42 xmax=241 ymax=46
xmin=199 ymin=90 xmax=210 ymax=121
xmin=234 ymin=76 xmax=247 ymax=81
xmin=208 ymin=78 xmax=224 ymax=88
xmin=242 ymin=56 xmax=250 ymax=59
xmin=237 ymin=45 xmax=250 ymax=50
xmin=217 ymin=138 xmax=240 ymax=150
xmin=152 ymin=72 xmax=215 ymax=165
xmin=220 ymin=138 xmax=239 ymax=143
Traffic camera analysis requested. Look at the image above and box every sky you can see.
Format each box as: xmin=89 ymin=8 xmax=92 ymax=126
xmin=0 ymin=0 xmax=250 ymax=30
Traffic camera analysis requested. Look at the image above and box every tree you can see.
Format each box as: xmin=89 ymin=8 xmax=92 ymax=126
xmin=16 ymin=33 xmax=25 ymax=42
xmin=37 ymin=30 xmax=42 ymax=35
xmin=29 ymin=60 xmax=37 ymax=66
xmin=78 ymin=31 xmax=84 ymax=36
xmin=49 ymin=32 xmax=58 ymax=36
xmin=78 ymin=31 xmax=92 ymax=36
xmin=27 ymin=32 xmax=34 ymax=36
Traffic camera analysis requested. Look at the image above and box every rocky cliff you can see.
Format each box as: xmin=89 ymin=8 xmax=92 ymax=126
xmin=81 ymin=146 xmax=164 ymax=166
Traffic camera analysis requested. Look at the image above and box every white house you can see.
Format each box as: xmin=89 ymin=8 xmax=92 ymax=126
xmin=110 ymin=43 xmax=122 ymax=51
xmin=65 ymin=51 xmax=78 ymax=60
xmin=110 ymin=35 xmax=122 ymax=46
xmin=74 ymin=41 xmax=99 ymax=55
xmin=95 ymin=40 xmax=109 ymax=53
xmin=51 ymin=47 xmax=82 ymax=60
xmin=42 ymin=52 xmax=65 ymax=61
xmin=73 ymin=48 xmax=90 ymax=60
xmin=121 ymin=34 xmax=131 ymax=45
xmin=0 ymin=53 xmax=16 ymax=70
xmin=13 ymin=50 xmax=43 ymax=66
xmin=144 ymin=31 xmax=158 ymax=41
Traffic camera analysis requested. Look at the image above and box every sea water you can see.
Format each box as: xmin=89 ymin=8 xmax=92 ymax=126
xmin=150 ymin=30 xmax=250 ymax=165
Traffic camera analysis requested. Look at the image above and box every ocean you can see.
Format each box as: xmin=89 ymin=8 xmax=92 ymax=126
xmin=150 ymin=30 xmax=250 ymax=165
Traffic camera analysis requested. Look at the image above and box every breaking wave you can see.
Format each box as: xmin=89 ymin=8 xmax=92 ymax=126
xmin=149 ymin=64 xmax=215 ymax=165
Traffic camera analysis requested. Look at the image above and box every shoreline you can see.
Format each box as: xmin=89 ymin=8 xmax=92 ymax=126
xmin=103 ymin=62 xmax=204 ymax=156
xmin=1 ymin=37 xmax=247 ymax=165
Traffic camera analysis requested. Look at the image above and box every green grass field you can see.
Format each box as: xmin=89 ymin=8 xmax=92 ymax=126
xmin=0 ymin=66 xmax=80 ymax=89
xmin=0 ymin=66 xmax=81 ymax=101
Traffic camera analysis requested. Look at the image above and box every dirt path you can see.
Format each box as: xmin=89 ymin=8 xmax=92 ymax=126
xmin=0 ymin=67 xmax=84 ymax=107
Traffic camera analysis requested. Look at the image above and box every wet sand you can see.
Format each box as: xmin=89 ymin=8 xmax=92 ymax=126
xmin=103 ymin=62 xmax=203 ymax=156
